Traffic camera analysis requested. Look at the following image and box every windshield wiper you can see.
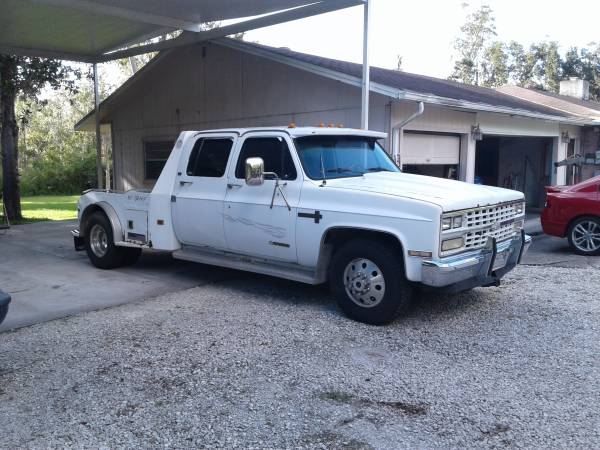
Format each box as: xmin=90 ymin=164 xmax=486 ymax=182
xmin=326 ymin=168 xmax=354 ymax=173
xmin=366 ymin=167 xmax=391 ymax=173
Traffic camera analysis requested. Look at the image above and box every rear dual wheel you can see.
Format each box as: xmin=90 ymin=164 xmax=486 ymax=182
xmin=84 ymin=212 xmax=141 ymax=269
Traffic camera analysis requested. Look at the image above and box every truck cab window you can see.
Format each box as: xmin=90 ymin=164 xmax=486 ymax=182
xmin=235 ymin=137 xmax=297 ymax=180
xmin=186 ymin=138 xmax=233 ymax=177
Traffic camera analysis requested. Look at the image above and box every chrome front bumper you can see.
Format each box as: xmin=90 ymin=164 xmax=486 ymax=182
xmin=421 ymin=231 xmax=531 ymax=293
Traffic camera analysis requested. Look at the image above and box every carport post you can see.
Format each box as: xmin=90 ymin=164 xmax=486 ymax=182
xmin=360 ymin=0 xmax=371 ymax=130
xmin=93 ymin=63 xmax=103 ymax=190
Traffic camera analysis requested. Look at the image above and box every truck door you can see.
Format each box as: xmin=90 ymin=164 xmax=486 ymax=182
xmin=172 ymin=134 xmax=235 ymax=250
xmin=224 ymin=132 xmax=301 ymax=262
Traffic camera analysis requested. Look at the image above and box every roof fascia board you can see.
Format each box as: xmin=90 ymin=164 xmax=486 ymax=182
xmin=32 ymin=0 xmax=202 ymax=32
xmin=402 ymin=91 xmax=592 ymax=125
xmin=496 ymin=88 xmax=600 ymax=121
xmin=0 ymin=44 xmax=96 ymax=62
xmin=96 ymin=0 xmax=364 ymax=62
xmin=214 ymin=38 xmax=405 ymax=100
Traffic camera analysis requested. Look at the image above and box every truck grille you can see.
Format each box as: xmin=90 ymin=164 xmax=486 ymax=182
xmin=464 ymin=203 xmax=521 ymax=250
xmin=465 ymin=203 xmax=519 ymax=228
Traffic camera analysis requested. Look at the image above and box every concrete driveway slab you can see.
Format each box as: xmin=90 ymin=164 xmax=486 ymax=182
xmin=0 ymin=220 xmax=231 ymax=332
xmin=522 ymin=233 xmax=600 ymax=269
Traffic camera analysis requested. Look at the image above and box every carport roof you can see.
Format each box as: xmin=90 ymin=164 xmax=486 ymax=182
xmin=0 ymin=0 xmax=363 ymax=62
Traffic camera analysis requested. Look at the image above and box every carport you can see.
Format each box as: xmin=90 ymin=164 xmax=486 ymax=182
xmin=0 ymin=0 xmax=371 ymax=189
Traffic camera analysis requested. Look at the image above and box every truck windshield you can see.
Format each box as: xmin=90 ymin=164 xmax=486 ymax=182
xmin=294 ymin=135 xmax=400 ymax=180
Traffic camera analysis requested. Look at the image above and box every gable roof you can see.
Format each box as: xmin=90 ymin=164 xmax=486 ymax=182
xmin=496 ymin=85 xmax=600 ymax=123
xmin=77 ymin=37 xmax=589 ymax=131
xmin=223 ymin=39 xmax=575 ymax=120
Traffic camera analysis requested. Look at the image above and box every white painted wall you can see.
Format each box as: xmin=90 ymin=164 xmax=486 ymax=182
xmin=477 ymin=112 xmax=560 ymax=137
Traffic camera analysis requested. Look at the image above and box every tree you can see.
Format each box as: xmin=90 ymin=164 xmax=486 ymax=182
xmin=533 ymin=41 xmax=561 ymax=92
xmin=0 ymin=55 xmax=79 ymax=221
xmin=481 ymin=41 xmax=509 ymax=87
xmin=450 ymin=4 xmax=497 ymax=85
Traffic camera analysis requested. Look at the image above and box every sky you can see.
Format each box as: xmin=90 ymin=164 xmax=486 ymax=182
xmin=241 ymin=0 xmax=600 ymax=79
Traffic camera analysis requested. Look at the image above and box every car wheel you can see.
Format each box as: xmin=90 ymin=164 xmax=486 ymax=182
xmin=567 ymin=216 xmax=600 ymax=256
xmin=84 ymin=211 xmax=127 ymax=269
xmin=329 ymin=238 xmax=413 ymax=325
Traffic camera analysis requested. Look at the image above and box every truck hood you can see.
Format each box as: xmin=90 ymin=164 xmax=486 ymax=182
xmin=324 ymin=172 xmax=524 ymax=211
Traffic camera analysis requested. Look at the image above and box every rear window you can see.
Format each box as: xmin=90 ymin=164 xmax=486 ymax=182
xmin=186 ymin=138 xmax=233 ymax=178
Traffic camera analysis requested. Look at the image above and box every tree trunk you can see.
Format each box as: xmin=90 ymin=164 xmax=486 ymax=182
xmin=0 ymin=57 xmax=22 ymax=221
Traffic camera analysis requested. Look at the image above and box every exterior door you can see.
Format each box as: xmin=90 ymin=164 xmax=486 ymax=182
xmin=224 ymin=133 xmax=301 ymax=262
xmin=172 ymin=134 xmax=235 ymax=250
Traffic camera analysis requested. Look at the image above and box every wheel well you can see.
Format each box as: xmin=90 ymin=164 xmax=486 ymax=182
xmin=315 ymin=227 xmax=405 ymax=283
xmin=80 ymin=205 xmax=105 ymax=236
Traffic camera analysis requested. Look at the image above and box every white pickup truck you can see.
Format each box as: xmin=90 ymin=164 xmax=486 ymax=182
xmin=73 ymin=126 xmax=531 ymax=324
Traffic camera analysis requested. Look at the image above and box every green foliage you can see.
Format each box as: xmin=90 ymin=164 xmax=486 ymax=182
xmin=450 ymin=4 xmax=497 ymax=85
xmin=481 ymin=41 xmax=509 ymax=87
xmin=17 ymin=89 xmax=97 ymax=196
xmin=450 ymin=5 xmax=600 ymax=99
xmin=18 ymin=195 xmax=78 ymax=223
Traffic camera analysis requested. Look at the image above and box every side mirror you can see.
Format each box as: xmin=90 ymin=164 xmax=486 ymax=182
xmin=245 ymin=157 xmax=265 ymax=186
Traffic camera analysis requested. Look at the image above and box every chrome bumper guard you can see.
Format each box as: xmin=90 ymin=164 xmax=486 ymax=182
xmin=421 ymin=230 xmax=531 ymax=293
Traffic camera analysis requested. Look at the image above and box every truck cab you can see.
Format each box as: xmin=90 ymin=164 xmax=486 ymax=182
xmin=73 ymin=127 xmax=531 ymax=324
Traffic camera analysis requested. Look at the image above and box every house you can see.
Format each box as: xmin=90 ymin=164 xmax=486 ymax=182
xmin=76 ymin=38 xmax=596 ymax=208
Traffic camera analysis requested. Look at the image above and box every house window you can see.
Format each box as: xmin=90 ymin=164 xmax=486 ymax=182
xmin=144 ymin=140 xmax=175 ymax=180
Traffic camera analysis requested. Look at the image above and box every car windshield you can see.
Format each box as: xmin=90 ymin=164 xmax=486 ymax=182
xmin=294 ymin=135 xmax=400 ymax=180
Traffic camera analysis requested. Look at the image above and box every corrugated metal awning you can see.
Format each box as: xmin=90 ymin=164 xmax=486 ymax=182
xmin=0 ymin=0 xmax=363 ymax=62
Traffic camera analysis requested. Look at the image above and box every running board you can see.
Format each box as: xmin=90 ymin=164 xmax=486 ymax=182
xmin=172 ymin=246 xmax=318 ymax=285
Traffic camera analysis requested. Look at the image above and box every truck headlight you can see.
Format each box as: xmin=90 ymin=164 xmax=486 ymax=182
xmin=441 ymin=237 xmax=464 ymax=252
xmin=442 ymin=214 xmax=464 ymax=231
xmin=442 ymin=217 xmax=453 ymax=231
xmin=515 ymin=201 xmax=525 ymax=215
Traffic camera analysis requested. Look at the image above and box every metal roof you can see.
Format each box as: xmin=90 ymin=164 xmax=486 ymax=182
xmin=0 ymin=0 xmax=363 ymax=62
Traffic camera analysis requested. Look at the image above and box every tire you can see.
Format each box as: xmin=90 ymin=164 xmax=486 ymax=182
xmin=329 ymin=238 xmax=413 ymax=325
xmin=0 ymin=304 xmax=8 ymax=325
xmin=84 ymin=211 xmax=128 ymax=269
xmin=567 ymin=216 xmax=600 ymax=256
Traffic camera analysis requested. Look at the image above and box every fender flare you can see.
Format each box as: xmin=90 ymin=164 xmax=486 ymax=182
xmin=80 ymin=201 xmax=124 ymax=243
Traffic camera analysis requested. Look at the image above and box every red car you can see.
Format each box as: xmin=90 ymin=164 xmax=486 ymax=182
xmin=541 ymin=175 xmax=600 ymax=255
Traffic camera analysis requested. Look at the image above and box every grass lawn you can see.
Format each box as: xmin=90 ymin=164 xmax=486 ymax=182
xmin=18 ymin=195 xmax=79 ymax=223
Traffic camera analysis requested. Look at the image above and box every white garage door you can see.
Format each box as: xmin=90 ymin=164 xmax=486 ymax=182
xmin=402 ymin=132 xmax=460 ymax=165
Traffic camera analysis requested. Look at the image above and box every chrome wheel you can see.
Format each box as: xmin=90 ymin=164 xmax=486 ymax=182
xmin=343 ymin=258 xmax=386 ymax=308
xmin=571 ymin=220 xmax=600 ymax=253
xmin=90 ymin=224 xmax=108 ymax=257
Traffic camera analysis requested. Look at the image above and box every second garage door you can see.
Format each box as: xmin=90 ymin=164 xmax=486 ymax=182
xmin=401 ymin=132 xmax=461 ymax=180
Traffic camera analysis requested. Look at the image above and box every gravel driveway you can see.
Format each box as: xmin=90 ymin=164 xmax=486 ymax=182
xmin=1 ymin=264 xmax=598 ymax=449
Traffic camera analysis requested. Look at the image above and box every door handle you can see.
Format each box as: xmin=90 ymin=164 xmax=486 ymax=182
xmin=179 ymin=181 xmax=193 ymax=186
xmin=227 ymin=183 xmax=243 ymax=189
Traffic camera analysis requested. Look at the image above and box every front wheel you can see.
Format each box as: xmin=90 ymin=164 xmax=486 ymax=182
xmin=329 ymin=239 xmax=413 ymax=325
xmin=567 ymin=216 xmax=600 ymax=256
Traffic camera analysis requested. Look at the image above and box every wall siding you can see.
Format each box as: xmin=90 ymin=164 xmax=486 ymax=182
xmin=110 ymin=43 xmax=391 ymax=190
